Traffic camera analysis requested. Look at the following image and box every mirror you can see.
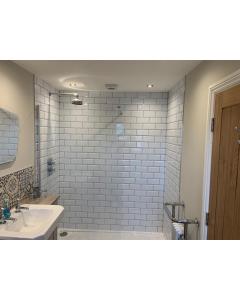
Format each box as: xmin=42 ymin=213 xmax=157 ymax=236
xmin=0 ymin=108 xmax=19 ymax=165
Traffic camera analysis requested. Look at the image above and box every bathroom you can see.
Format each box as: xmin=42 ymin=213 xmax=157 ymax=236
xmin=1 ymin=60 xmax=188 ymax=240
xmin=2 ymin=59 xmax=240 ymax=241
xmin=1 ymin=1 xmax=240 ymax=299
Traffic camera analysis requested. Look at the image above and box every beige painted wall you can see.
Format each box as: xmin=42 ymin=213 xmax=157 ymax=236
xmin=181 ymin=60 xmax=240 ymax=238
xmin=0 ymin=61 xmax=34 ymax=177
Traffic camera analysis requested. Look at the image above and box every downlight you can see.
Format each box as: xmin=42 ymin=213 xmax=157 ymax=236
xmin=147 ymin=84 xmax=154 ymax=88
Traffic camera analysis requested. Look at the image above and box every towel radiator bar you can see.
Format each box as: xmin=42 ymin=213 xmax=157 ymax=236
xmin=164 ymin=202 xmax=199 ymax=240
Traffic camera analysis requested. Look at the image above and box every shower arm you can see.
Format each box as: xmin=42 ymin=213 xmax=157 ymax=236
xmin=49 ymin=92 xmax=79 ymax=97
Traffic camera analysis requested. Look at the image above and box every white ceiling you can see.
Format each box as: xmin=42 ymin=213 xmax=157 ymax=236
xmin=15 ymin=60 xmax=200 ymax=92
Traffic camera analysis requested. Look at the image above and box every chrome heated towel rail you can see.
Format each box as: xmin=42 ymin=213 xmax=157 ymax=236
xmin=164 ymin=202 xmax=199 ymax=240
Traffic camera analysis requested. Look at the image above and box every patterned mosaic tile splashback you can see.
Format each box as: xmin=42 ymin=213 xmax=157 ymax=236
xmin=0 ymin=167 xmax=33 ymax=208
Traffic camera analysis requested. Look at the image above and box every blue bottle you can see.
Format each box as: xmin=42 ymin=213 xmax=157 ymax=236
xmin=2 ymin=196 xmax=11 ymax=219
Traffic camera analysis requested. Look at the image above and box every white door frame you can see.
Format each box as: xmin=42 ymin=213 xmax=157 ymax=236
xmin=201 ymin=68 xmax=240 ymax=240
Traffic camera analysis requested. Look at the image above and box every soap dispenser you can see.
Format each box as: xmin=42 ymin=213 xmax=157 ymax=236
xmin=2 ymin=195 xmax=11 ymax=219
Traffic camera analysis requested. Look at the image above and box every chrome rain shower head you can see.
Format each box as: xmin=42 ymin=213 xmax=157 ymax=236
xmin=71 ymin=96 xmax=83 ymax=105
xmin=49 ymin=91 xmax=83 ymax=105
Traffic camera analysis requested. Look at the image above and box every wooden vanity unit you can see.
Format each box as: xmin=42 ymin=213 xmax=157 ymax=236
xmin=22 ymin=195 xmax=59 ymax=206
xmin=22 ymin=195 xmax=60 ymax=240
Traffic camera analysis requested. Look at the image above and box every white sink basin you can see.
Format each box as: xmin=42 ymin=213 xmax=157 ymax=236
xmin=0 ymin=204 xmax=64 ymax=240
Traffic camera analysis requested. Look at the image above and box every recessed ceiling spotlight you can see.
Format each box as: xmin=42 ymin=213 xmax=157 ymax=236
xmin=64 ymin=80 xmax=85 ymax=90
xmin=69 ymin=82 xmax=77 ymax=87
xmin=147 ymin=84 xmax=154 ymax=88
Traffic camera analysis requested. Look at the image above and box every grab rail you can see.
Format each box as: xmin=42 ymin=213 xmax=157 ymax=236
xmin=164 ymin=202 xmax=199 ymax=240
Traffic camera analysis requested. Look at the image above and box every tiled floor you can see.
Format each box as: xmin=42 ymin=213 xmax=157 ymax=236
xmin=58 ymin=229 xmax=165 ymax=240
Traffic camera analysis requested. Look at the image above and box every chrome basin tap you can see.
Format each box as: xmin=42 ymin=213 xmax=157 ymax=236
xmin=0 ymin=214 xmax=6 ymax=225
xmin=15 ymin=198 xmax=29 ymax=213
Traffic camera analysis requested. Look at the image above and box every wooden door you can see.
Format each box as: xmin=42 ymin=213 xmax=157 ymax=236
xmin=208 ymin=84 xmax=240 ymax=239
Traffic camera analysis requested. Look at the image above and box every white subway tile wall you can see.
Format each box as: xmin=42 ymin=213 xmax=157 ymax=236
xmin=58 ymin=91 xmax=168 ymax=231
xmin=33 ymin=78 xmax=185 ymax=235
xmin=34 ymin=77 xmax=60 ymax=196
xmin=163 ymin=79 xmax=185 ymax=239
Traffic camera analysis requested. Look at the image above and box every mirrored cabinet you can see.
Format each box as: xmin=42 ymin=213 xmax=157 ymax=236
xmin=0 ymin=108 xmax=19 ymax=165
